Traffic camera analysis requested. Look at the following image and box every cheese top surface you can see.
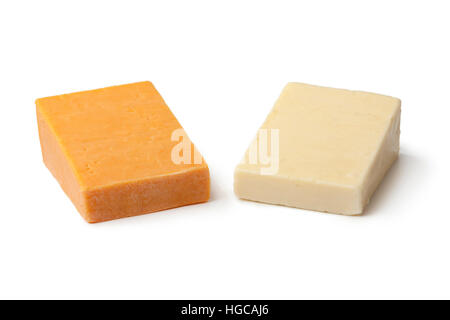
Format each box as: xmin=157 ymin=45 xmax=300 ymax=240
xmin=36 ymin=81 xmax=205 ymax=190
xmin=238 ymin=82 xmax=401 ymax=187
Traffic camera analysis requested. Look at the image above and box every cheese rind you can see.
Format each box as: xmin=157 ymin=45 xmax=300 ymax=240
xmin=37 ymin=82 xmax=209 ymax=223
xmin=234 ymin=82 xmax=401 ymax=215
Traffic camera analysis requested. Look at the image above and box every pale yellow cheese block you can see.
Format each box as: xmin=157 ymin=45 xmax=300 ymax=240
xmin=234 ymin=83 xmax=401 ymax=215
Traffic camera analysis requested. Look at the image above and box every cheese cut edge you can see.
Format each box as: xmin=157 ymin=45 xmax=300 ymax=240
xmin=359 ymin=100 xmax=401 ymax=210
xmin=36 ymin=104 xmax=89 ymax=219
xmin=84 ymin=166 xmax=210 ymax=223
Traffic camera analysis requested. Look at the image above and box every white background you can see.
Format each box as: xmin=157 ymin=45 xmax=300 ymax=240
xmin=1 ymin=0 xmax=449 ymax=299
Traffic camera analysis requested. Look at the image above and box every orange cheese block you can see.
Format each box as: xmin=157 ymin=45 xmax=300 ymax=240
xmin=36 ymin=82 xmax=210 ymax=223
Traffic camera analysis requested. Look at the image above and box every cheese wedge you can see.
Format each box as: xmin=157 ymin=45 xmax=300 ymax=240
xmin=234 ymin=83 xmax=401 ymax=215
xmin=36 ymin=82 xmax=210 ymax=223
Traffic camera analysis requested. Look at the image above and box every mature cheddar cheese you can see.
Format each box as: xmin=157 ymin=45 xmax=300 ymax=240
xmin=234 ymin=83 xmax=401 ymax=215
xmin=36 ymin=82 xmax=210 ymax=223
